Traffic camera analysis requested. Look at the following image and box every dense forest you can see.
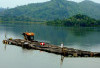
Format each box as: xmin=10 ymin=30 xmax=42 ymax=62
xmin=0 ymin=15 xmax=45 ymax=22
xmin=46 ymin=14 xmax=100 ymax=27
xmin=0 ymin=0 xmax=100 ymax=21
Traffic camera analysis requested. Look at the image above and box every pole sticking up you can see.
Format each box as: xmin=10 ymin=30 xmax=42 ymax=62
xmin=61 ymin=43 xmax=64 ymax=54
xmin=61 ymin=43 xmax=67 ymax=56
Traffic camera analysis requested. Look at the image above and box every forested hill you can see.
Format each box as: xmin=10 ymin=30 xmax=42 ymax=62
xmin=46 ymin=14 xmax=100 ymax=27
xmin=0 ymin=8 xmax=5 ymax=12
xmin=0 ymin=0 xmax=100 ymax=21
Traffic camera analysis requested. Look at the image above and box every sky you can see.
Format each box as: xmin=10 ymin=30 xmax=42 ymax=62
xmin=0 ymin=0 xmax=100 ymax=8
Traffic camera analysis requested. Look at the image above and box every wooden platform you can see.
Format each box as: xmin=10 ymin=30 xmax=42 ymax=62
xmin=3 ymin=39 xmax=100 ymax=57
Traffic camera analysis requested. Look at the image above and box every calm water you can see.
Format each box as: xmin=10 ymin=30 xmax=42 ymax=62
xmin=0 ymin=22 xmax=100 ymax=68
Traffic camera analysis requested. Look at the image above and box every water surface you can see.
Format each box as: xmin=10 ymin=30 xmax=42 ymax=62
xmin=0 ymin=22 xmax=100 ymax=68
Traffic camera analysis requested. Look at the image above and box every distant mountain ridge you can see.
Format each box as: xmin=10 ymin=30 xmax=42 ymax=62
xmin=0 ymin=0 xmax=100 ymax=21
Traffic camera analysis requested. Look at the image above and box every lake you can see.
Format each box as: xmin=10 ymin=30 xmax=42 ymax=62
xmin=0 ymin=22 xmax=100 ymax=68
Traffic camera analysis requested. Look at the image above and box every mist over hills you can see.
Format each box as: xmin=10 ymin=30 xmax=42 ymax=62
xmin=0 ymin=0 xmax=100 ymax=21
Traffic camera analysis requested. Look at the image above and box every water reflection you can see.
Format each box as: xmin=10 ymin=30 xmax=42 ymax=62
xmin=60 ymin=55 xmax=65 ymax=68
xmin=4 ymin=44 xmax=7 ymax=51
xmin=68 ymin=27 xmax=98 ymax=36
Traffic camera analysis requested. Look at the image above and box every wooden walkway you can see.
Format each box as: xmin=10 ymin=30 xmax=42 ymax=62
xmin=3 ymin=39 xmax=100 ymax=57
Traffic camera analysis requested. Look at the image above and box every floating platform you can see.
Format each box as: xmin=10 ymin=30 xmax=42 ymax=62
xmin=3 ymin=39 xmax=100 ymax=57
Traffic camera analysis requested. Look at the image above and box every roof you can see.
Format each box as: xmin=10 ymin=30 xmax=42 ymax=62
xmin=24 ymin=32 xmax=35 ymax=36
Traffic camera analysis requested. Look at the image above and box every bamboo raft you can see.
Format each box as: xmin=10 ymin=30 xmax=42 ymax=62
xmin=3 ymin=39 xmax=100 ymax=57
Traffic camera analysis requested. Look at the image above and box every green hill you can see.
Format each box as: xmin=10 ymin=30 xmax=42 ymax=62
xmin=46 ymin=14 xmax=100 ymax=27
xmin=0 ymin=0 xmax=100 ymax=21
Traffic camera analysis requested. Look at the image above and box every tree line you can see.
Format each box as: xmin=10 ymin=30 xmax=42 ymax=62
xmin=46 ymin=14 xmax=100 ymax=27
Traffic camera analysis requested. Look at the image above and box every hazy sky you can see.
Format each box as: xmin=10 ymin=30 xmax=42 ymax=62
xmin=0 ymin=0 xmax=100 ymax=8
